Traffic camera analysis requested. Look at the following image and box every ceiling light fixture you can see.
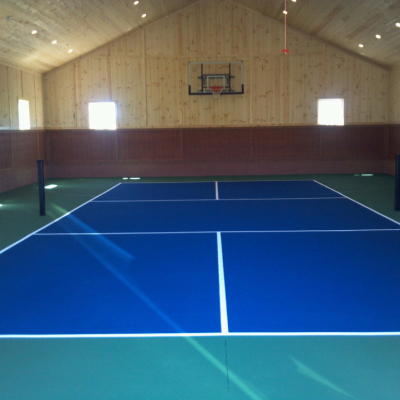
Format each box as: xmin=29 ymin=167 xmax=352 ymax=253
xmin=283 ymin=10 xmax=288 ymax=14
xmin=375 ymin=34 xmax=381 ymax=39
xmin=134 ymin=1 xmax=139 ymax=4
xmin=68 ymin=49 xmax=73 ymax=53
xmin=52 ymin=40 xmax=57 ymax=44
xmin=396 ymin=23 xmax=400 ymax=27
xmin=359 ymin=44 xmax=364 ymax=48
xmin=142 ymin=13 xmax=146 ymax=18
xmin=292 ymin=0 xmax=296 ymax=2
xmin=31 ymin=30 xmax=37 ymax=34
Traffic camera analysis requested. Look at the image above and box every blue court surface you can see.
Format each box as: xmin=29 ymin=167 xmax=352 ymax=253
xmin=1 ymin=180 xmax=400 ymax=337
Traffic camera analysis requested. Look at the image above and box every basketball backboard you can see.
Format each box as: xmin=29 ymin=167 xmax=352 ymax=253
xmin=188 ymin=61 xmax=244 ymax=96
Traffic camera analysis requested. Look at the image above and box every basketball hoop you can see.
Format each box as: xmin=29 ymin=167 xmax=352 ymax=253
xmin=210 ymin=86 xmax=224 ymax=99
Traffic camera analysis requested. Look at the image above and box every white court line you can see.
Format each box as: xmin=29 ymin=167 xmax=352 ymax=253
xmin=313 ymin=180 xmax=400 ymax=227
xmin=118 ymin=179 xmax=314 ymax=184
xmin=92 ymin=197 xmax=345 ymax=202
xmin=217 ymin=232 xmax=229 ymax=334
xmin=0 ymin=183 xmax=122 ymax=255
xmin=35 ymin=229 xmax=400 ymax=236
xmin=2 ymin=331 xmax=399 ymax=339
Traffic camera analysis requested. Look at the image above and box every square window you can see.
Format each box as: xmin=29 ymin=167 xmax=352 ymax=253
xmin=318 ymin=99 xmax=344 ymax=126
xmin=88 ymin=102 xmax=117 ymax=130
xmin=18 ymin=99 xmax=30 ymax=130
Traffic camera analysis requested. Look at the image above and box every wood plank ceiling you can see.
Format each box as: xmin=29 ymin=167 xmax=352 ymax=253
xmin=0 ymin=0 xmax=400 ymax=74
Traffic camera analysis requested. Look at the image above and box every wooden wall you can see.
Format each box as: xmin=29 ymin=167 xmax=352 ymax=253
xmin=47 ymin=126 xmax=388 ymax=178
xmin=389 ymin=63 xmax=400 ymax=124
xmin=43 ymin=0 xmax=389 ymax=129
xmin=0 ymin=64 xmax=44 ymax=130
xmin=0 ymin=63 xmax=46 ymax=192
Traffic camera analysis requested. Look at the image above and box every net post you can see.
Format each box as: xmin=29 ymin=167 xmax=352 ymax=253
xmin=37 ymin=159 xmax=46 ymax=216
xmin=396 ymin=155 xmax=400 ymax=211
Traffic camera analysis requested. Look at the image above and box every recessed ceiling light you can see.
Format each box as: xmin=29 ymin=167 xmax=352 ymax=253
xmin=31 ymin=30 xmax=37 ymax=34
xmin=52 ymin=40 xmax=57 ymax=44
xmin=68 ymin=49 xmax=73 ymax=53
xmin=283 ymin=10 xmax=288 ymax=14
xmin=359 ymin=44 xmax=364 ymax=48
xmin=142 ymin=13 xmax=146 ymax=18
xmin=375 ymin=34 xmax=381 ymax=39
xmin=134 ymin=1 xmax=139 ymax=4
xmin=291 ymin=0 xmax=296 ymax=2
xmin=396 ymin=23 xmax=400 ymax=27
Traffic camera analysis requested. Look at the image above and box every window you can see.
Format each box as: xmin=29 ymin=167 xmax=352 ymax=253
xmin=318 ymin=99 xmax=344 ymax=126
xmin=88 ymin=102 xmax=117 ymax=130
xmin=18 ymin=99 xmax=30 ymax=130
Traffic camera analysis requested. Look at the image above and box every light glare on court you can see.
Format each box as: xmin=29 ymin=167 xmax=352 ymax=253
xmin=45 ymin=184 xmax=58 ymax=189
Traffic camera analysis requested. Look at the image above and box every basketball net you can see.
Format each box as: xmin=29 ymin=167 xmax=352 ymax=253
xmin=210 ymin=86 xmax=224 ymax=99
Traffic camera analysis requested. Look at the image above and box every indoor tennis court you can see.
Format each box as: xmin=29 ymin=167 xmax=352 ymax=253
xmin=1 ymin=0 xmax=400 ymax=399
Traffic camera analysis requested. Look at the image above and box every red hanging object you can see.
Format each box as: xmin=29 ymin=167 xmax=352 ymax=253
xmin=281 ymin=0 xmax=289 ymax=54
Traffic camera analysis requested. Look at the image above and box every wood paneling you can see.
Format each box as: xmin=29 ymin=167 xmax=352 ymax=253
xmin=0 ymin=65 xmax=10 ymax=128
xmin=0 ymin=132 xmax=12 ymax=169
xmin=49 ymin=131 xmax=117 ymax=163
xmin=321 ymin=126 xmax=386 ymax=160
xmin=12 ymin=131 xmax=38 ymax=168
xmin=389 ymin=64 xmax=400 ymax=124
xmin=253 ymin=127 xmax=321 ymax=160
xmin=44 ymin=64 xmax=76 ymax=128
xmin=110 ymin=58 xmax=146 ymax=128
xmin=46 ymin=126 xmax=393 ymax=178
xmin=146 ymin=57 xmax=182 ymax=127
xmin=387 ymin=125 xmax=400 ymax=159
xmin=0 ymin=64 xmax=44 ymax=130
xmin=0 ymin=0 xmax=199 ymax=73
xmin=7 ymin=67 xmax=22 ymax=128
xmin=43 ymin=0 xmax=389 ymax=129
xmin=183 ymin=129 xmax=251 ymax=160
xmin=118 ymin=130 xmax=182 ymax=160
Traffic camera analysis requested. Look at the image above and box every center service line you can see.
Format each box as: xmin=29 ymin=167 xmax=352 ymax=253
xmin=217 ymin=232 xmax=229 ymax=334
xmin=215 ymin=182 xmax=229 ymax=334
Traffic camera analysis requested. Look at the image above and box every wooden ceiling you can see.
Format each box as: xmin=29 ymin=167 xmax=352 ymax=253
xmin=1 ymin=0 xmax=400 ymax=74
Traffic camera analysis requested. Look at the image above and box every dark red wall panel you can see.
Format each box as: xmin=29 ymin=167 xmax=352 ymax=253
xmin=118 ymin=130 xmax=182 ymax=161
xmin=0 ymin=132 xmax=12 ymax=170
xmin=253 ymin=127 xmax=321 ymax=160
xmin=49 ymin=130 xmax=117 ymax=163
xmin=322 ymin=126 xmax=386 ymax=160
xmin=387 ymin=125 xmax=400 ymax=159
xmin=183 ymin=129 xmax=251 ymax=161
xmin=12 ymin=131 xmax=38 ymax=169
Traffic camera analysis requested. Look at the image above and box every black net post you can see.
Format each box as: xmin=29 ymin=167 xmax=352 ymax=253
xmin=396 ymin=155 xmax=400 ymax=211
xmin=37 ymin=159 xmax=46 ymax=216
